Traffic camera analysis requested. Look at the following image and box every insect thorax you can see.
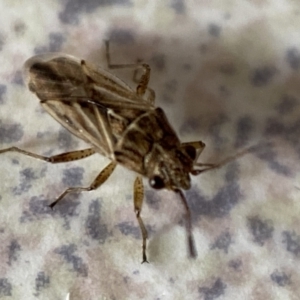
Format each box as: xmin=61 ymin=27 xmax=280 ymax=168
xmin=114 ymin=108 xmax=193 ymax=190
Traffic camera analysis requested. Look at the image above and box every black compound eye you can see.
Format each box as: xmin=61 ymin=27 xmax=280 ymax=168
xmin=149 ymin=176 xmax=165 ymax=189
xmin=185 ymin=145 xmax=196 ymax=160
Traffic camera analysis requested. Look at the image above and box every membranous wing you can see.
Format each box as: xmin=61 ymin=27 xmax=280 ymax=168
xmin=23 ymin=53 xmax=154 ymax=159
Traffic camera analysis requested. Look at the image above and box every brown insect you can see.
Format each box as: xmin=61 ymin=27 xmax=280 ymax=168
xmin=0 ymin=42 xmax=246 ymax=263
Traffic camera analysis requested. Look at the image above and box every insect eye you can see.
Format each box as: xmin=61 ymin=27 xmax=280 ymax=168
xmin=149 ymin=176 xmax=165 ymax=189
xmin=185 ymin=145 xmax=196 ymax=160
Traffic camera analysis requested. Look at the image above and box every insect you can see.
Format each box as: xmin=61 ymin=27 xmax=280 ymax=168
xmin=0 ymin=41 xmax=246 ymax=263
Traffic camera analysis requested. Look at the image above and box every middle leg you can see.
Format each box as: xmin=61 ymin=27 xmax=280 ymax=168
xmin=49 ymin=161 xmax=117 ymax=208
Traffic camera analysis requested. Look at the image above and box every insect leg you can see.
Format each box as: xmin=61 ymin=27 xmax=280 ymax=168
xmin=181 ymin=141 xmax=206 ymax=162
xmin=105 ymin=40 xmax=154 ymax=102
xmin=0 ymin=147 xmax=96 ymax=163
xmin=49 ymin=161 xmax=117 ymax=208
xmin=133 ymin=176 xmax=149 ymax=263
xmin=144 ymin=88 xmax=155 ymax=105
xmin=191 ymin=147 xmax=250 ymax=175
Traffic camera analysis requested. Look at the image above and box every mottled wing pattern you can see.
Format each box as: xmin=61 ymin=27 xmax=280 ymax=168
xmin=23 ymin=54 xmax=154 ymax=159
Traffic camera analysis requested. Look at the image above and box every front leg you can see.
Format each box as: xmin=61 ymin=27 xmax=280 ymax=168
xmin=181 ymin=141 xmax=206 ymax=163
xmin=192 ymin=147 xmax=250 ymax=175
xmin=133 ymin=176 xmax=149 ymax=263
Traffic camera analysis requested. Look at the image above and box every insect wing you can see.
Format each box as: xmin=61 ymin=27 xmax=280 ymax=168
xmin=23 ymin=54 xmax=153 ymax=158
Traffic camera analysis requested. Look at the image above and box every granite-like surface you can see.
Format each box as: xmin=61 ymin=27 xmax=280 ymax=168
xmin=1 ymin=1 xmax=300 ymax=299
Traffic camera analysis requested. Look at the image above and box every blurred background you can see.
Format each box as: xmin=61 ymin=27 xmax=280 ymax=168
xmin=0 ymin=1 xmax=300 ymax=299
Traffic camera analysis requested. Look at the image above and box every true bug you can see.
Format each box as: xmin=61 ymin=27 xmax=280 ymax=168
xmin=0 ymin=41 xmax=246 ymax=263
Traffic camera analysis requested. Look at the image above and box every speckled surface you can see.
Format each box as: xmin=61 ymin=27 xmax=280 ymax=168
xmin=1 ymin=1 xmax=300 ymax=299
